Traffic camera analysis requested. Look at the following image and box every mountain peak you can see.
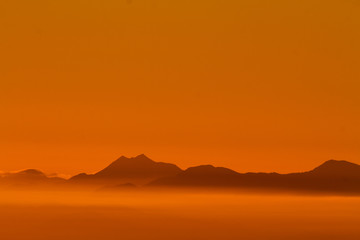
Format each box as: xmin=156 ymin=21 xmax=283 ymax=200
xmin=184 ymin=165 xmax=239 ymax=174
xmin=310 ymin=159 xmax=360 ymax=177
xmin=316 ymin=159 xmax=358 ymax=169
xmin=91 ymin=155 xmax=182 ymax=180
xmin=17 ymin=169 xmax=45 ymax=176
xmin=113 ymin=154 xmax=153 ymax=164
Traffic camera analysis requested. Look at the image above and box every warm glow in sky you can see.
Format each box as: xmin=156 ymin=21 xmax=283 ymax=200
xmin=1 ymin=0 xmax=360 ymax=175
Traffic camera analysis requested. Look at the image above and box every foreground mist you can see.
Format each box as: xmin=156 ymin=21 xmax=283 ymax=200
xmin=0 ymin=190 xmax=360 ymax=240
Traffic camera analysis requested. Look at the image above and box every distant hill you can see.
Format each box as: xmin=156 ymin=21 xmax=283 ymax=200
xmin=149 ymin=165 xmax=242 ymax=187
xmin=0 ymin=169 xmax=65 ymax=189
xmin=307 ymin=160 xmax=360 ymax=177
xmin=149 ymin=160 xmax=360 ymax=194
xmin=69 ymin=154 xmax=182 ymax=186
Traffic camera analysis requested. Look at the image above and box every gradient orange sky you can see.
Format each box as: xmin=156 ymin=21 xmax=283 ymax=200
xmin=1 ymin=0 xmax=360 ymax=176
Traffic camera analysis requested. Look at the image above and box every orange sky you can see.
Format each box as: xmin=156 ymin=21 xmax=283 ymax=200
xmin=1 ymin=0 xmax=360 ymax=176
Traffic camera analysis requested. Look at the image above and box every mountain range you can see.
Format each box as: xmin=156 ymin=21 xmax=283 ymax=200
xmin=150 ymin=160 xmax=360 ymax=194
xmin=2 ymin=155 xmax=360 ymax=194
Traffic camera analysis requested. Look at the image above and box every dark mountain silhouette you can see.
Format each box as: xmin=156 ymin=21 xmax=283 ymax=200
xmin=150 ymin=165 xmax=242 ymax=187
xmin=1 ymin=156 xmax=360 ymax=194
xmin=69 ymin=154 xmax=182 ymax=186
xmin=307 ymin=160 xmax=360 ymax=177
xmin=149 ymin=160 xmax=360 ymax=194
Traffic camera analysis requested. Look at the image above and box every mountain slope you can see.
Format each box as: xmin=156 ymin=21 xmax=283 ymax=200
xmin=307 ymin=160 xmax=360 ymax=177
xmin=150 ymin=165 xmax=242 ymax=186
xmin=69 ymin=154 xmax=182 ymax=186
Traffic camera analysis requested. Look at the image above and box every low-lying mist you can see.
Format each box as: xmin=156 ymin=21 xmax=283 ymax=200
xmin=0 ymin=189 xmax=359 ymax=240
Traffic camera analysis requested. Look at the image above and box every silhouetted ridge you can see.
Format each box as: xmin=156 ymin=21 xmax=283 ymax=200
xmin=94 ymin=154 xmax=181 ymax=178
xmin=182 ymin=165 xmax=240 ymax=177
xmin=150 ymin=165 xmax=241 ymax=187
xmin=69 ymin=154 xmax=182 ymax=186
xmin=309 ymin=160 xmax=360 ymax=177
xmin=149 ymin=159 xmax=360 ymax=193
xmin=3 ymin=157 xmax=360 ymax=194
